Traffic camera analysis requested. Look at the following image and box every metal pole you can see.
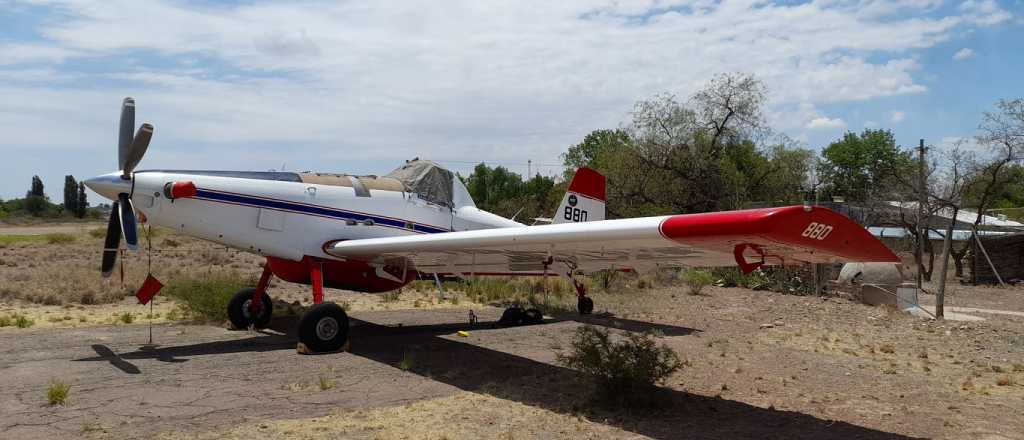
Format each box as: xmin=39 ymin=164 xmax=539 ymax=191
xmin=973 ymin=227 xmax=1006 ymax=287
xmin=916 ymin=139 xmax=927 ymax=292
xmin=935 ymin=208 xmax=957 ymax=319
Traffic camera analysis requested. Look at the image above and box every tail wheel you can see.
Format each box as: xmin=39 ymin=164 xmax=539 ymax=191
xmin=298 ymin=303 xmax=350 ymax=353
xmin=577 ymin=297 xmax=594 ymax=315
xmin=227 ymin=288 xmax=273 ymax=329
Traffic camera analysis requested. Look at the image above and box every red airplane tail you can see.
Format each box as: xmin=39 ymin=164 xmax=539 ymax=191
xmin=553 ymin=167 xmax=606 ymax=224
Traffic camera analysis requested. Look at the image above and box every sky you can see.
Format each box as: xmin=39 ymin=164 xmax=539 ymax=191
xmin=1 ymin=0 xmax=1022 ymax=201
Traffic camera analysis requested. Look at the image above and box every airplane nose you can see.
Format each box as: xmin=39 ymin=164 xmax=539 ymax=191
xmin=84 ymin=172 xmax=131 ymax=202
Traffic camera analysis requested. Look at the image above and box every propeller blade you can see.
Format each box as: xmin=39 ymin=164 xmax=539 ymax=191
xmin=101 ymin=201 xmax=122 ymax=277
xmin=118 ymin=97 xmax=135 ymax=171
xmin=117 ymin=193 xmax=139 ymax=250
xmin=121 ymin=123 xmax=153 ymax=178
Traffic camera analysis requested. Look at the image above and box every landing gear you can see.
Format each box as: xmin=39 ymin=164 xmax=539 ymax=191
xmin=498 ymin=306 xmax=544 ymax=326
xmin=227 ymin=264 xmax=276 ymax=329
xmin=577 ymin=296 xmax=594 ymax=315
xmin=523 ymin=308 xmax=544 ymax=324
xmin=571 ymin=274 xmax=593 ymax=315
xmin=295 ymin=260 xmax=350 ymax=354
xmin=227 ymin=288 xmax=273 ymax=329
xmin=298 ymin=302 xmax=350 ymax=353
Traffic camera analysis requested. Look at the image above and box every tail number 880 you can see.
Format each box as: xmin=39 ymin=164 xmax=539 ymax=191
xmin=801 ymin=222 xmax=834 ymax=240
xmin=563 ymin=207 xmax=588 ymax=222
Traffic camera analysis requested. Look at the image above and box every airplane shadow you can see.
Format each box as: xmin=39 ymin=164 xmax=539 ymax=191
xmin=75 ymin=314 xmax=915 ymax=440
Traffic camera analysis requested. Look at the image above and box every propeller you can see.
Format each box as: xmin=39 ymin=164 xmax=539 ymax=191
xmin=101 ymin=97 xmax=153 ymax=277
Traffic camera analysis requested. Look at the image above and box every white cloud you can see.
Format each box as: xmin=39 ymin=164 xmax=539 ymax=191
xmin=806 ymin=117 xmax=847 ymax=130
xmin=0 ymin=0 xmax=1012 ymax=197
xmin=939 ymin=136 xmax=983 ymax=152
xmin=959 ymin=0 xmax=1013 ymax=26
xmin=953 ymin=48 xmax=976 ymax=61
xmin=0 ymin=43 xmax=78 ymax=65
xmin=890 ymin=111 xmax=906 ymax=123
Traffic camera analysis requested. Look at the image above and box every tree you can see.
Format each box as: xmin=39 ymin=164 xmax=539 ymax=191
xmin=818 ymin=129 xmax=914 ymax=204
xmin=562 ymin=129 xmax=630 ymax=173
xmin=76 ymin=182 xmax=88 ymax=218
xmin=28 ymin=175 xmax=44 ymax=198
xmin=461 ymin=164 xmax=559 ymax=221
xmin=565 ymin=73 xmax=811 ymax=218
xmin=949 ymin=99 xmax=1024 ymax=278
xmin=24 ymin=175 xmax=47 ymax=216
xmin=63 ymin=175 xmax=79 ymax=215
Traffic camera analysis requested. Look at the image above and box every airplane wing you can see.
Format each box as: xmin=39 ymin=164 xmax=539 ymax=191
xmin=324 ymin=205 xmax=898 ymax=276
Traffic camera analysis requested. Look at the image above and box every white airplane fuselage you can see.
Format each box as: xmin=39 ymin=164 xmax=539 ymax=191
xmin=86 ymin=169 xmax=522 ymax=292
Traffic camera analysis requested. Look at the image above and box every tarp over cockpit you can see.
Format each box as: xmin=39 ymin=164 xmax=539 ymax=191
xmin=294 ymin=159 xmax=473 ymax=208
xmin=385 ymin=159 xmax=456 ymax=207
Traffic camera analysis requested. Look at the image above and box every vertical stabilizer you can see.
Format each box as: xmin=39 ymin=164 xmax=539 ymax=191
xmin=553 ymin=167 xmax=606 ymax=224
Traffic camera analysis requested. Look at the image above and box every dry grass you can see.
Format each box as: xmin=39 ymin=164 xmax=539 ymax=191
xmin=0 ymin=227 xmax=263 ymax=306
xmin=317 ymin=375 xmax=336 ymax=391
xmin=154 ymin=392 xmax=636 ymax=440
xmin=44 ymin=233 xmax=75 ymax=244
xmin=46 ymin=380 xmax=70 ymax=406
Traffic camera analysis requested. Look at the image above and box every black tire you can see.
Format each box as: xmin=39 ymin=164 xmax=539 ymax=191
xmin=577 ymin=297 xmax=594 ymax=315
xmin=523 ymin=308 xmax=543 ymax=325
xmin=227 ymin=288 xmax=273 ymax=330
xmin=298 ymin=303 xmax=350 ymax=353
xmin=498 ymin=306 xmax=524 ymax=326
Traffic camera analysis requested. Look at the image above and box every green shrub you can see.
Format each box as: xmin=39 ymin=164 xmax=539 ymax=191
xmin=164 ymin=307 xmax=182 ymax=321
xmin=708 ymin=266 xmax=815 ymax=295
xmin=47 ymin=381 xmax=70 ymax=406
xmin=118 ymin=312 xmax=134 ymax=324
xmin=0 ymin=315 xmax=11 ymax=327
xmin=162 ymin=273 xmax=251 ymax=322
xmin=44 ymin=233 xmax=76 ymax=244
xmin=0 ymin=235 xmax=46 ymax=247
xmin=88 ymin=228 xmax=107 ymax=239
xmin=682 ymin=269 xmax=714 ymax=295
xmin=381 ymin=291 xmax=401 ymax=302
xmin=399 ymin=351 xmax=414 ymax=371
xmin=15 ymin=314 xmax=34 ymax=328
xmin=556 ymin=325 xmax=683 ymax=407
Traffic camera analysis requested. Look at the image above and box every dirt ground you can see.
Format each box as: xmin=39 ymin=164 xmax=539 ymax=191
xmin=1 ymin=226 xmax=1023 ymax=439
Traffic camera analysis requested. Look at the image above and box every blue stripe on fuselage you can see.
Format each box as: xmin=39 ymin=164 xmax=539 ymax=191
xmin=193 ymin=188 xmax=450 ymax=234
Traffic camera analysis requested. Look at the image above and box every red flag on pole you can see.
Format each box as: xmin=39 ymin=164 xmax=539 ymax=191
xmin=135 ymin=274 xmax=164 ymax=305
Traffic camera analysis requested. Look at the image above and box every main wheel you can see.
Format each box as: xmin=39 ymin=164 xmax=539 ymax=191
xmin=523 ymin=308 xmax=544 ymax=324
xmin=298 ymin=303 xmax=350 ymax=353
xmin=498 ymin=306 xmax=524 ymax=326
xmin=577 ymin=297 xmax=594 ymax=315
xmin=227 ymin=288 xmax=273 ymax=329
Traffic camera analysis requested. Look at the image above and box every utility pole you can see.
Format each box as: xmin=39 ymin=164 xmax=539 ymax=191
xmin=916 ymin=139 xmax=927 ymax=295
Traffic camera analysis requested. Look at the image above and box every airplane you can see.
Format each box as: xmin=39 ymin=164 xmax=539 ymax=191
xmin=85 ymin=97 xmax=899 ymax=354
